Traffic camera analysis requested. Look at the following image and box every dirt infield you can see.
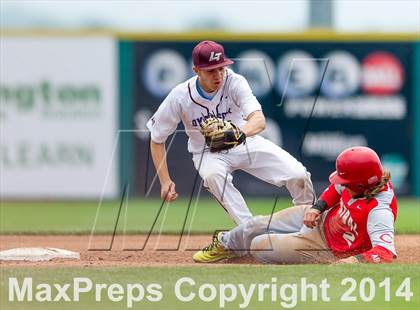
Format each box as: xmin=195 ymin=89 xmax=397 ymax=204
xmin=1 ymin=235 xmax=419 ymax=267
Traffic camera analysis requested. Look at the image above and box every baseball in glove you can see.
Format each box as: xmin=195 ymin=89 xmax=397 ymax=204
xmin=200 ymin=117 xmax=246 ymax=152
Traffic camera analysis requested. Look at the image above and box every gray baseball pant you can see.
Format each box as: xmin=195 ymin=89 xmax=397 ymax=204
xmin=221 ymin=205 xmax=337 ymax=264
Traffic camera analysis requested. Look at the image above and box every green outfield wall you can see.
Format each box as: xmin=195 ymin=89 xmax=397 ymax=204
xmin=118 ymin=41 xmax=135 ymax=195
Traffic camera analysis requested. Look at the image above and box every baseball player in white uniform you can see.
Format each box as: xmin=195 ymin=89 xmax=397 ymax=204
xmin=147 ymin=40 xmax=315 ymax=225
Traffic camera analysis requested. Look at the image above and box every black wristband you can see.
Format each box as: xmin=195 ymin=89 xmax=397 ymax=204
xmin=311 ymin=199 xmax=328 ymax=213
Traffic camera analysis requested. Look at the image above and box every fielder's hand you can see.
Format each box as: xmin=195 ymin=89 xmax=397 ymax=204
xmin=303 ymin=208 xmax=321 ymax=229
xmin=161 ymin=180 xmax=178 ymax=202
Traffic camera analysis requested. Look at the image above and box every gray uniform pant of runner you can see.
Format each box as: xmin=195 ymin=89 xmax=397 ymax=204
xmin=221 ymin=205 xmax=337 ymax=264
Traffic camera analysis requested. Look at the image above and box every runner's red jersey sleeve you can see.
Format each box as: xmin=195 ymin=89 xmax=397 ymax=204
xmin=319 ymin=184 xmax=342 ymax=208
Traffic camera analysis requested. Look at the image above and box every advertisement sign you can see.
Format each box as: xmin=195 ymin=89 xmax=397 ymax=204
xmin=131 ymin=41 xmax=413 ymax=196
xmin=0 ymin=37 xmax=118 ymax=198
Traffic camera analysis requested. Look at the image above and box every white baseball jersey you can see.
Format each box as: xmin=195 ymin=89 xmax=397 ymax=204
xmin=147 ymin=68 xmax=315 ymax=225
xmin=146 ymin=68 xmax=261 ymax=153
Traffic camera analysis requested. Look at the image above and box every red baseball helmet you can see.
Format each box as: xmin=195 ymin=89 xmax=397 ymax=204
xmin=329 ymin=146 xmax=383 ymax=194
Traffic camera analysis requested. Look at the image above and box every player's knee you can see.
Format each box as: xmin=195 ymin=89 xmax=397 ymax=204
xmin=250 ymin=235 xmax=269 ymax=251
xmin=291 ymin=166 xmax=310 ymax=180
xmin=250 ymin=234 xmax=301 ymax=264
xmin=250 ymin=235 xmax=274 ymax=263
xmin=244 ymin=215 xmax=270 ymax=233
xmin=204 ymin=172 xmax=223 ymax=184
xmin=203 ymin=172 xmax=226 ymax=186
xmin=288 ymin=169 xmax=312 ymax=189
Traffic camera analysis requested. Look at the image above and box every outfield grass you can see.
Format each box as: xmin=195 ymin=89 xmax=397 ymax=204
xmin=1 ymin=265 xmax=419 ymax=309
xmin=0 ymin=198 xmax=419 ymax=234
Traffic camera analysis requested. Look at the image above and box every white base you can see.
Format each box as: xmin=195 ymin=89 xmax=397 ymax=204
xmin=0 ymin=248 xmax=80 ymax=261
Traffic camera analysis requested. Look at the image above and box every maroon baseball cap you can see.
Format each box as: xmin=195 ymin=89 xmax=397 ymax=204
xmin=192 ymin=40 xmax=234 ymax=70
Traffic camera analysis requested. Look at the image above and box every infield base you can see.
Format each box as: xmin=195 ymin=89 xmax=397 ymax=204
xmin=0 ymin=247 xmax=80 ymax=261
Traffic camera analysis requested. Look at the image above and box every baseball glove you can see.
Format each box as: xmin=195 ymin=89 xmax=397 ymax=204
xmin=200 ymin=117 xmax=246 ymax=152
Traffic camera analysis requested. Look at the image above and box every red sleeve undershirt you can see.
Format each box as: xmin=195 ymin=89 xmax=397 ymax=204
xmin=319 ymin=184 xmax=341 ymax=209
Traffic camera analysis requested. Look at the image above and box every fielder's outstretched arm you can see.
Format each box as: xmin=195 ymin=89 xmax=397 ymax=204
xmin=240 ymin=110 xmax=266 ymax=137
xmin=150 ymin=140 xmax=178 ymax=202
